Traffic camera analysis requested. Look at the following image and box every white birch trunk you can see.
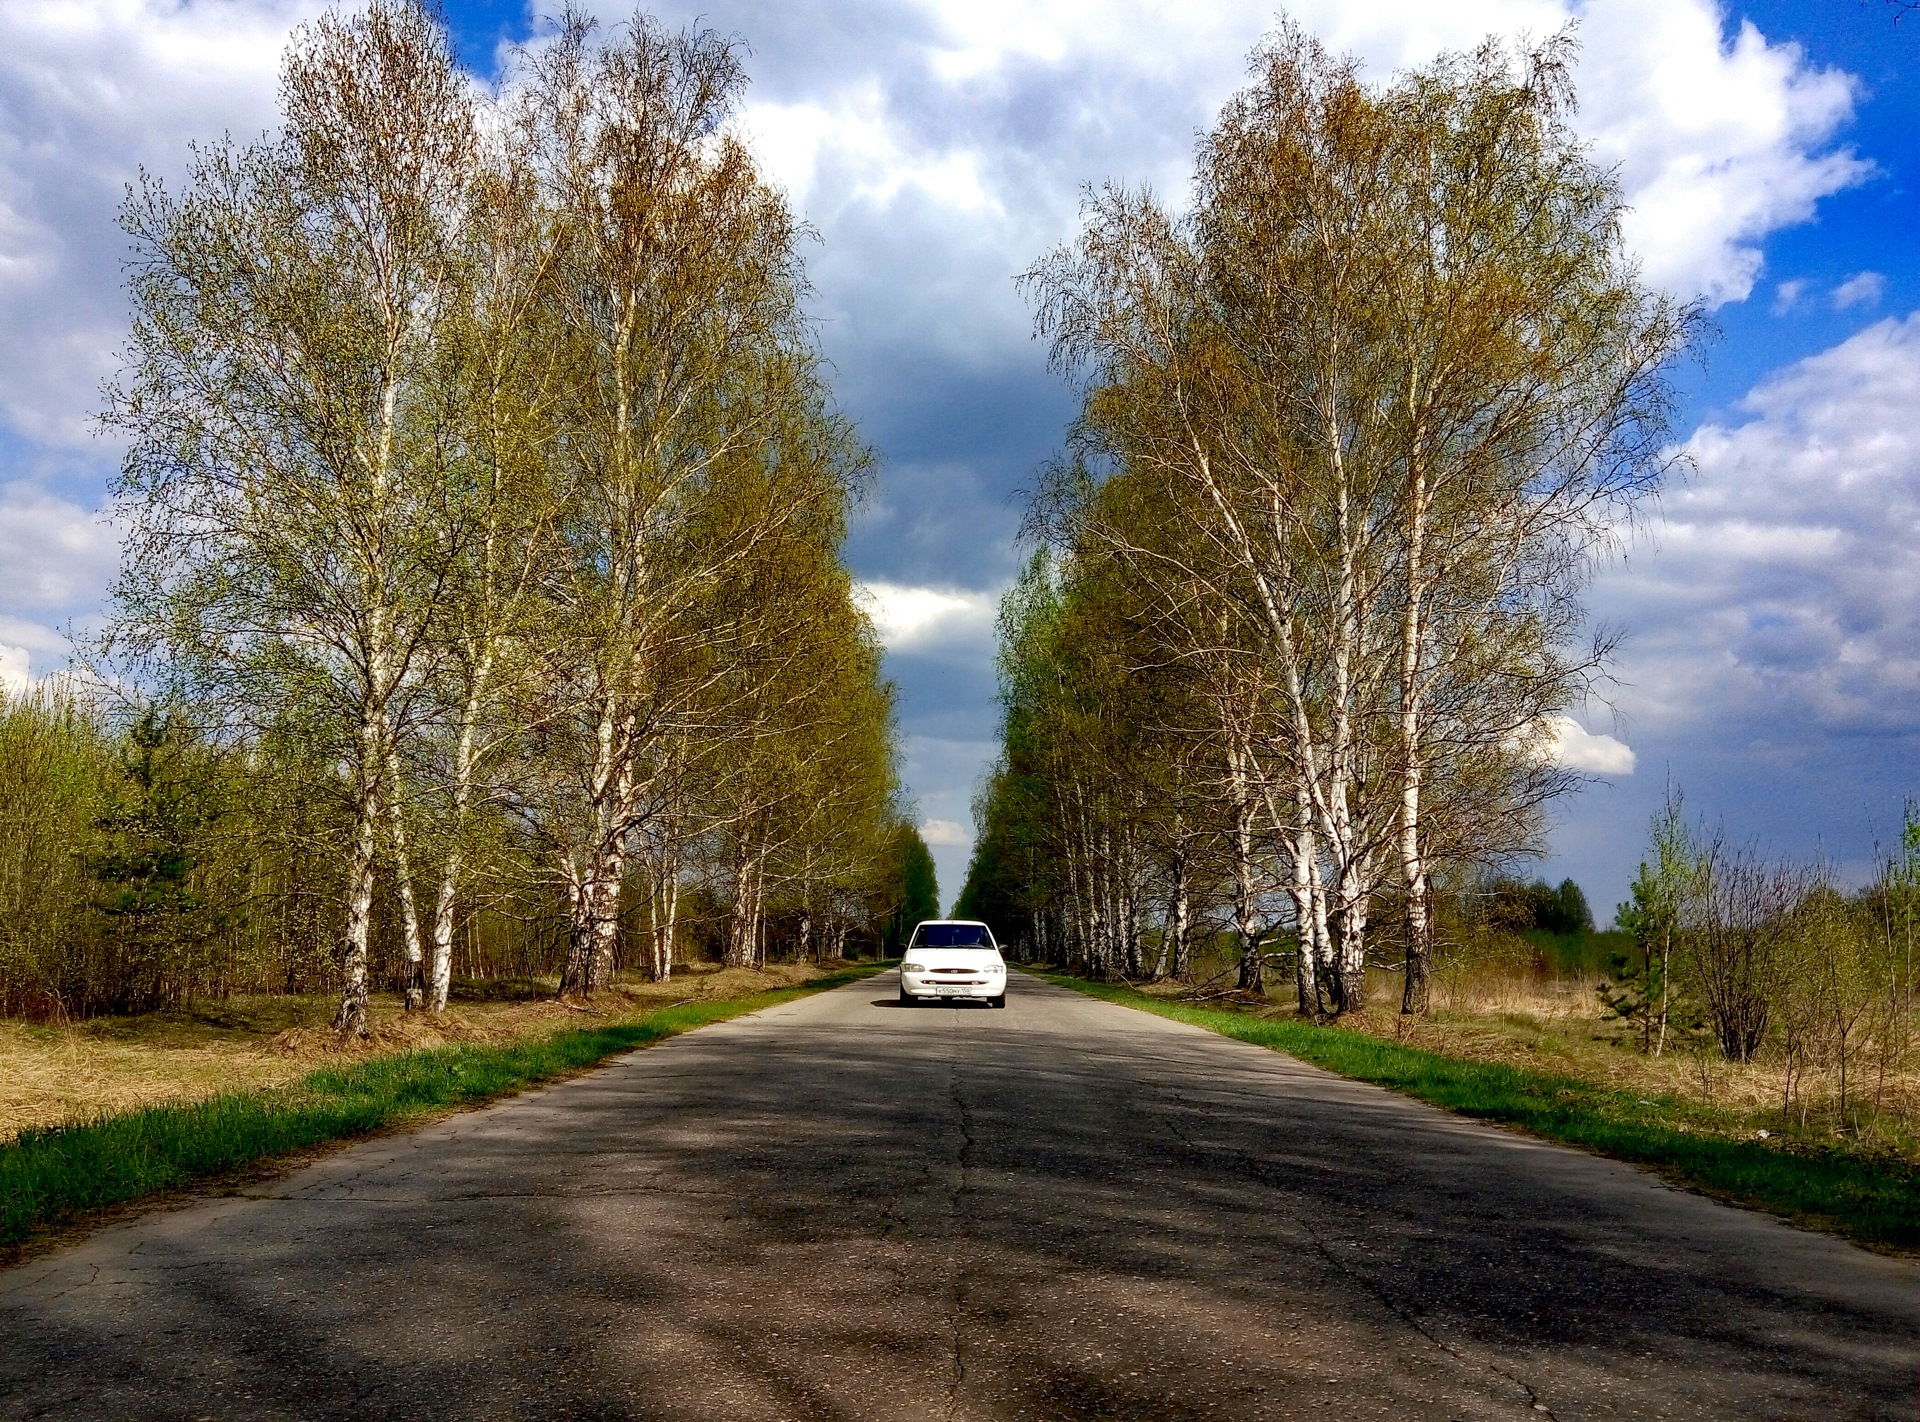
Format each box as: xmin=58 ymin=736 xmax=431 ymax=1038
xmin=1229 ymin=738 xmax=1262 ymax=993
xmin=426 ymin=647 xmax=494 ymax=1012
xmin=1291 ymin=778 xmax=1322 ymax=1017
xmin=560 ymin=687 xmax=639 ymax=996
xmin=1398 ymin=459 xmax=1434 ymax=1015
xmin=662 ymin=869 xmax=679 ymax=980
xmin=333 ymin=728 xmax=383 ymax=1036
xmin=427 ymin=857 xmax=460 ymax=1013
xmin=1325 ymin=445 xmax=1369 ymax=1014
xmin=725 ymin=837 xmax=756 ymax=968
xmin=383 ymin=745 xmax=426 ymax=1011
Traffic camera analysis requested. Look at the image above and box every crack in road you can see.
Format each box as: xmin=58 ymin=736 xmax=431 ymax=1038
xmin=1155 ymin=1067 xmax=1559 ymax=1421
xmin=875 ymin=1109 xmax=940 ymax=1244
xmin=945 ymin=1015 xmax=977 ymax=1421
xmin=1297 ymin=1218 xmax=1560 ymax=1421
xmin=24 ymin=1263 xmax=98 ymax=1303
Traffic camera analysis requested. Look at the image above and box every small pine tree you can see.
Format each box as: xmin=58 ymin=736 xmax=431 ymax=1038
xmin=1600 ymin=789 xmax=1696 ymax=1055
xmin=92 ymin=710 xmax=227 ymax=1010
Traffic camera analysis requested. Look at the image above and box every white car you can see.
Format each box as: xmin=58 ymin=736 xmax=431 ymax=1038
xmin=898 ymin=920 xmax=1007 ymax=1007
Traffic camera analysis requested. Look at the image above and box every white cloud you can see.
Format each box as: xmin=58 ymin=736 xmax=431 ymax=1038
xmin=0 ymin=642 xmax=31 ymax=692
xmin=0 ymin=613 xmax=71 ymax=690
xmin=1772 ymin=278 xmax=1809 ymax=315
xmin=1832 ymin=270 xmax=1886 ymax=311
xmin=1542 ymin=715 xmax=1637 ymax=775
xmin=0 ymin=481 xmax=115 ymax=608
xmin=1280 ymin=1 xmax=1864 ymax=304
xmin=920 ymin=817 xmax=970 ymax=845
xmin=1574 ymin=3 xmax=1865 ymax=306
xmin=855 ymin=579 xmax=997 ymax=654
xmin=706 ymin=0 xmax=1864 ymax=336
xmin=1598 ymin=312 xmax=1920 ymax=740
xmin=0 ymin=0 xmax=321 ymax=449
xmin=1559 ymin=313 xmax=1920 ymax=905
xmin=900 ymin=733 xmax=998 ymax=904
xmin=0 ymin=2 xmax=318 ymax=701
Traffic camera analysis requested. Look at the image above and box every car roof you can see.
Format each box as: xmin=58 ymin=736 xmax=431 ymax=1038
xmin=914 ymin=919 xmax=987 ymax=926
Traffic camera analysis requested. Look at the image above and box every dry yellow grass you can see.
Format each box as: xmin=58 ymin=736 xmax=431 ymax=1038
xmin=1388 ymin=967 xmax=1917 ymax=1134
xmin=1135 ymin=959 xmax=1920 ymax=1160
xmin=0 ymin=961 xmax=839 ymax=1141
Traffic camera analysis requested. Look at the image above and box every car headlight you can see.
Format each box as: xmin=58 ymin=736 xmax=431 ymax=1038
xmin=902 ymin=961 xmax=925 ymax=972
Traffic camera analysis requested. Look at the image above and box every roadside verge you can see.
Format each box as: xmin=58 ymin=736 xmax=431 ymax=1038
xmin=1 ymin=964 xmax=884 ymax=1259
xmin=1036 ymin=971 xmax=1919 ymax=1253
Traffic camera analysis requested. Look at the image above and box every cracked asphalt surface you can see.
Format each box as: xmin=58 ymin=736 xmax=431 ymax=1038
xmin=2 ymin=969 xmax=1916 ymax=1420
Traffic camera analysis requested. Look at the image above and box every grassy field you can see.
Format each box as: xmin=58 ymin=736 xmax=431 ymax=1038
xmin=0 ymin=961 xmax=844 ymax=1141
xmin=0 ymin=961 xmax=883 ymax=1256
xmin=1039 ymin=970 xmax=1920 ymax=1253
xmin=1143 ymin=951 xmax=1920 ymax=1161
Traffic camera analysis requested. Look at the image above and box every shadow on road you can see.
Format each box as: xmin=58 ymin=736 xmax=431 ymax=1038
xmin=868 ymin=998 xmax=995 ymax=1009
xmin=1 ymin=975 xmax=1913 ymax=1421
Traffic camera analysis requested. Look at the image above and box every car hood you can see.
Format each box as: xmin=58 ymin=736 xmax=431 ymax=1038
xmin=905 ymin=948 xmax=1004 ymax=969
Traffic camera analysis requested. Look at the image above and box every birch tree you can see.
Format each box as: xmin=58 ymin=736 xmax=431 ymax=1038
xmin=107 ymin=0 xmax=480 ymax=1034
xmin=516 ymin=13 xmax=865 ymax=996
xmin=1020 ymin=21 xmax=1690 ymax=1014
xmin=409 ymin=123 xmax=572 ymax=1013
xmin=53 ymin=2 xmax=905 ymax=1018
xmin=1365 ymin=34 xmax=1694 ymax=1012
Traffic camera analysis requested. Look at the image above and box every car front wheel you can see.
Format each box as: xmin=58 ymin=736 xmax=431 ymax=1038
xmin=899 ymin=984 xmax=914 ymax=1005
xmin=990 ymin=993 xmax=1005 ymax=1009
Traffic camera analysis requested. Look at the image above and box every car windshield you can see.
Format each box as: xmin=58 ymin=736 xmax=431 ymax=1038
xmin=915 ymin=923 xmax=992 ymax=948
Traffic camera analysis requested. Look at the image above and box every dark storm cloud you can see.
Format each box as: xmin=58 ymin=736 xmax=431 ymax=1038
xmin=0 ymin=0 xmax=1889 ymax=909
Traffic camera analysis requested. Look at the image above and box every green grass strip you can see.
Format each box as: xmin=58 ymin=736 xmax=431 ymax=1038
xmin=1 ymin=965 xmax=883 ymax=1252
xmin=1039 ymin=972 xmax=1920 ymax=1251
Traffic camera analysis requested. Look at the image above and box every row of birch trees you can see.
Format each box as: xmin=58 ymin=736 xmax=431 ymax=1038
xmin=958 ymin=24 xmax=1695 ymax=1016
xmin=92 ymin=2 xmax=909 ymax=1032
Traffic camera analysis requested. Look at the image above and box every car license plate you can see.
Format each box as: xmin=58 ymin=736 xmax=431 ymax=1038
xmin=936 ymin=985 xmax=966 ymax=996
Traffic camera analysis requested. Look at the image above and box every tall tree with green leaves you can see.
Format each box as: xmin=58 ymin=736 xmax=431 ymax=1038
xmin=106 ymin=0 xmax=483 ymax=1034
xmin=1022 ymin=19 xmax=1690 ymax=1014
xmin=512 ymin=12 xmax=866 ymax=995
xmin=882 ymin=823 xmax=939 ymax=954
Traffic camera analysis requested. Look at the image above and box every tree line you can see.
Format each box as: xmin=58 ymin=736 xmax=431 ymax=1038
xmin=0 ymin=3 xmax=926 ymax=1029
xmin=958 ymin=24 xmax=1695 ymax=1017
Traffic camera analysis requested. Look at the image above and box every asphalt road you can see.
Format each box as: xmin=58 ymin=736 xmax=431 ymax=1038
xmin=2 ymin=970 xmax=1915 ymax=1421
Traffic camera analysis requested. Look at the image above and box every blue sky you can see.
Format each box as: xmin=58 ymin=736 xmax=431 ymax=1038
xmin=1683 ymin=2 xmax=1920 ymax=408
xmin=3 ymin=1 xmax=1918 ymax=919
